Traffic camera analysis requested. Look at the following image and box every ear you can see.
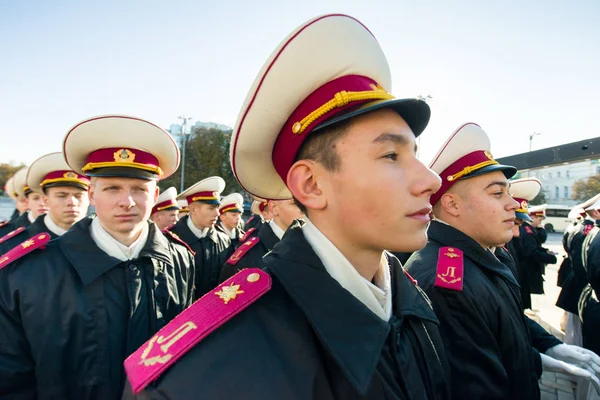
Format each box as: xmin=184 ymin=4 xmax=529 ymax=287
xmin=439 ymin=192 xmax=461 ymax=218
xmin=152 ymin=184 xmax=160 ymax=203
xmin=287 ymin=160 xmax=327 ymax=212
xmin=88 ymin=185 xmax=96 ymax=207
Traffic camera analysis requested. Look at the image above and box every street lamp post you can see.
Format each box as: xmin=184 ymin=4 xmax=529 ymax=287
xmin=529 ymin=132 xmax=542 ymax=152
xmin=179 ymin=116 xmax=192 ymax=192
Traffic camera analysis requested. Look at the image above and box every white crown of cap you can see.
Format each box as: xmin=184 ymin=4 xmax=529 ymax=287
xmin=529 ymin=204 xmax=547 ymax=213
xmin=155 ymin=187 xmax=178 ymax=205
xmin=12 ymin=167 xmax=29 ymax=197
xmin=220 ymin=193 xmax=244 ymax=208
xmin=27 ymin=152 xmax=76 ymax=192
xmin=579 ymin=192 xmax=600 ymax=210
xmin=509 ymin=178 xmax=542 ymax=201
xmin=63 ymin=115 xmax=180 ymax=179
xmin=429 ymin=123 xmax=491 ymax=173
xmin=230 ymin=14 xmax=391 ymax=200
xmin=177 ymin=176 xmax=226 ymax=200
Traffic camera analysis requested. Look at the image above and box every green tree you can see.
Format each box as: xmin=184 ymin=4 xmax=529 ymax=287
xmin=0 ymin=163 xmax=26 ymax=196
xmin=571 ymin=175 xmax=600 ymax=202
xmin=160 ymin=127 xmax=244 ymax=198
xmin=529 ymin=190 xmax=547 ymax=206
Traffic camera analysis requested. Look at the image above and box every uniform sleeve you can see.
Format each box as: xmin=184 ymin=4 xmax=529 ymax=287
xmin=526 ymin=316 xmax=561 ymax=354
xmin=0 ymin=268 xmax=36 ymax=397
xmin=185 ymin=251 xmax=196 ymax=307
xmin=427 ymin=287 xmax=510 ymax=399
xmin=587 ymin=237 xmax=600 ymax=295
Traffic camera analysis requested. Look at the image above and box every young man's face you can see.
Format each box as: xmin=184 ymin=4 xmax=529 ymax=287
xmin=314 ymin=108 xmax=441 ymax=253
xmin=27 ymin=192 xmax=49 ymax=219
xmin=450 ymin=171 xmax=519 ymax=247
xmin=219 ymin=211 xmax=241 ymax=231
xmin=151 ymin=209 xmax=179 ymax=231
xmin=89 ymin=177 xmax=159 ymax=236
xmin=270 ymin=199 xmax=303 ymax=229
xmin=45 ymin=186 xmax=89 ymax=227
xmin=532 ymin=215 xmax=544 ymax=228
xmin=190 ymin=202 xmax=220 ymax=230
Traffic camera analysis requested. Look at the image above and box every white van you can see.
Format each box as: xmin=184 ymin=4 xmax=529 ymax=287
xmin=543 ymin=204 xmax=573 ymax=233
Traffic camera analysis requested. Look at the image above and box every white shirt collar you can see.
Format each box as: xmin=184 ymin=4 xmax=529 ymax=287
xmin=269 ymin=220 xmax=285 ymax=240
xmin=301 ymin=217 xmax=392 ymax=321
xmin=27 ymin=211 xmax=36 ymax=224
xmin=44 ymin=214 xmax=67 ymax=236
xmin=220 ymin=224 xmax=236 ymax=239
xmin=90 ymin=217 xmax=149 ymax=262
xmin=187 ymin=216 xmax=209 ymax=239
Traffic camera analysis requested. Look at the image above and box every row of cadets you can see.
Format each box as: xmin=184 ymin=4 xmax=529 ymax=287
xmin=404 ymin=123 xmax=600 ymax=398
xmin=0 ymin=115 xmax=196 ymax=398
xmin=0 ymin=152 xmax=90 ymax=254
xmin=215 ymin=192 xmax=245 ymax=247
xmin=169 ymin=176 xmax=232 ymax=299
xmin=556 ymin=203 xmax=589 ymax=289
xmin=557 ymin=193 xmax=600 ymax=345
xmin=123 ymin=13 xmax=451 ymax=399
xmin=149 ymin=186 xmax=181 ymax=231
xmin=503 ymin=177 xmax=543 ymax=310
xmin=219 ymin=198 xmax=303 ymax=282
xmin=0 ymin=167 xmax=48 ymax=237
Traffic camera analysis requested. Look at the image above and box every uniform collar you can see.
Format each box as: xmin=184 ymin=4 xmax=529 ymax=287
xmin=302 ymin=217 xmax=392 ymax=321
xmin=187 ymin=215 xmax=209 ymax=239
xmin=264 ymin=222 xmax=438 ymax=395
xmin=268 ymin=220 xmax=285 ymax=240
xmin=60 ymin=218 xmax=171 ymax=285
xmin=427 ymin=220 xmax=519 ymax=286
xmin=27 ymin=211 xmax=36 ymax=224
xmin=44 ymin=214 xmax=68 ymax=236
xmin=90 ymin=217 xmax=149 ymax=262
xmin=258 ymin=221 xmax=280 ymax=250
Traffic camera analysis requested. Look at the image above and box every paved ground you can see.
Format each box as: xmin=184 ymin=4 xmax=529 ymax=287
xmin=531 ymin=232 xmax=577 ymax=399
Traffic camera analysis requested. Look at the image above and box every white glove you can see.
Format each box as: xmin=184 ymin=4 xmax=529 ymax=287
xmin=541 ymin=353 xmax=600 ymax=395
xmin=546 ymin=343 xmax=600 ymax=375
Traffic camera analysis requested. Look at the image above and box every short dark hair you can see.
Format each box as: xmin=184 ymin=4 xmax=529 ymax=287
xmin=292 ymin=119 xmax=352 ymax=215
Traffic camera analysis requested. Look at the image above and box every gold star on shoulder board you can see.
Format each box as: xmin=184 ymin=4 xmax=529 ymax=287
xmin=21 ymin=239 xmax=35 ymax=249
xmin=215 ymin=282 xmax=245 ymax=304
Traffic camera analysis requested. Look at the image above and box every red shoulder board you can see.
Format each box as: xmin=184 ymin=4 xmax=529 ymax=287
xmin=0 ymin=226 xmax=26 ymax=244
xmin=434 ymin=246 xmax=464 ymax=291
xmin=246 ymin=215 xmax=256 ymax=225
xmin=163 ymin=230 xmax=196 ymax=256
xmin=226 ymin=236 xmax=259 ymax=265
xmin=124 ymin=268 xmax=271 ymax=394
xmin=525 ymin=226 xmax=534 ymax=234
xmin=0 ymin=232 xmax=51 ymax=270
xmin=0 ymin=220 xmax=9 ymax=228
xmin=239 ymin=227 xmax=256 ymax=243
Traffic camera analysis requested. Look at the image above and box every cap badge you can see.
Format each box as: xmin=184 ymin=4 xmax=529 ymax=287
xmin=114 ymin=148 xmax=136 ymax=163
xmin=484 ymin=150 xmax=493 ymax=160
xmin=63 ymin=171 xmax=78 ymax=179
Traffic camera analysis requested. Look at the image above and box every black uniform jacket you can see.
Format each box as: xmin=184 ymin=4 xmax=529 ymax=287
xmin=219 ymin=221 xmax=280 ymax=282
xmin=0 ymin=211 xmax=31 ymax=237
xmin=518 ymin=223 xmax=556 ymax=295
xmin=0 ymin=215 xmax=59 ymax=256
xmin=126 ymin=223 xmax=450 ymax=400
xmin=580 ymin=225 xmax=600 ymax=355
xmin=557 ymin=224 xmax=578 ymax=287
xmin=243 ymin=215 xmax=263 ymax=232
xmin=170 ymin=216 xmax=231 ymax=299
xmin=557 ymin=220 xmax=594 ymax=314
xmin=0 ymin=218 xmax=195 ymax=399
xmin=405 ymin=221 xmax=540 ymax=400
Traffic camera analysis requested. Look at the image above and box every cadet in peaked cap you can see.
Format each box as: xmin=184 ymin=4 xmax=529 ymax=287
xmin=243 ymin=197 xmax=270 ymax=234
xmin=0 ymin=167 xmax=48 ymax=237
xmin=170 ymin=176 xmax=232 ymax=299
xmin=125 ymin=14 xmax=448 ymax=400
xmin=0 ymin=152 xmax=91 ymax=255
xmin=405 ymin=123 xmax=600 ymax=398
xmin=216 ymin=193 xmax=245 ymax=247
xmin=3 ymin=175 xmax=27 ymax=222
xmin=0 ymin=115 xmax=195 ymax=399
xmin=150 ymin=187 xmax=180 ymax=231
xmin=508 ymin=179 xmax=555 ymax=310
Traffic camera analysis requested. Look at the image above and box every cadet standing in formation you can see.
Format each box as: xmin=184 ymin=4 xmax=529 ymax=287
xmin=149 ymin=186 xmax=181 ymax=231
xmin=215 ymin=192 xmax=245 ymax=247
xmin=0 ymin=152 xmax=90 ymax=254
xmin=170 ymin=176 xmax=232 ymax=298
xmin=0 ymin=115 xmax=195 ymax=398
xmin=0 ymin=167 xmax=48 ymax=236
xmin=124 ymin=14 xmax=450 ymax=399
xmin=2 ymin=175 xmax=27 ymax=222
xmin=219 ymin=198 xmax=303 ymax=281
